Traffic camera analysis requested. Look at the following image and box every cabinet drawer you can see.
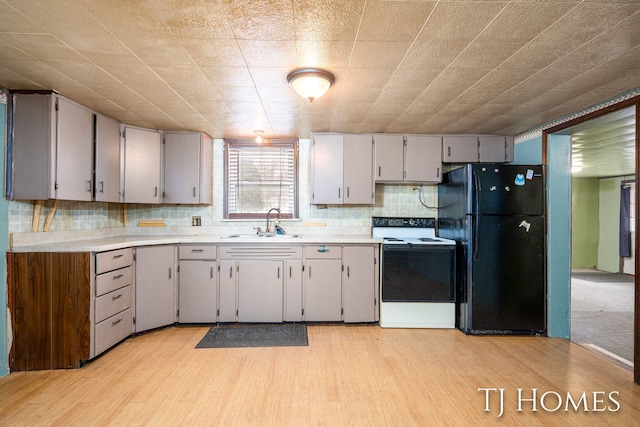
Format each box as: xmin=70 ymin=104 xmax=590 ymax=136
xmin=96 ymin=265 xmax=133 ymax=296
xmin=304 ymin=245 xmax=342 ymax=259
xmin=95 ymin=308 xmax=132 ymax=356
xmin=96 ymin=248 xmax=133 ymax=274
xmin=179 ymin=245 xmax=216 ymax=260
xmin=95 ymin=285 xmax=132 ymax=324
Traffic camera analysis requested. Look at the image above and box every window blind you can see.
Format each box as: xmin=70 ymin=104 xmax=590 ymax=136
xmin=225 ymin=139 xmax=298 ymax=219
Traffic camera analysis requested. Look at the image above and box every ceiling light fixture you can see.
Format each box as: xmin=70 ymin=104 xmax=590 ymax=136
xmin=254 ymin=130 xmax=263 ymax=143
xmin=286 ymin=68 xmax=335 ymax=102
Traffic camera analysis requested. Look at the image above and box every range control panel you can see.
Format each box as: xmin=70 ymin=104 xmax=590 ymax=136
xmin=372 ymin=217 xmax=436 ymax=228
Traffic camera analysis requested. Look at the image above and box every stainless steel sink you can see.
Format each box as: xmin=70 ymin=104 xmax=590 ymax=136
xmin=220 ymin=233 xmax=301 ymax=239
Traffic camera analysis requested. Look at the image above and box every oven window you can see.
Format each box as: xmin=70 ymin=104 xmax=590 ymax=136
xmin=382 ymin=245 xmax=455 ymax=302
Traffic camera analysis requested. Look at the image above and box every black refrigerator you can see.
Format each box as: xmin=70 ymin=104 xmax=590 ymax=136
xmin=438 ymin=164 xmax=546 ymax=335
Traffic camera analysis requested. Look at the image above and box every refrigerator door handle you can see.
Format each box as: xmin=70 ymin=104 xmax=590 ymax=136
xmin=472 ymin=169 xmax=480 ymax=215
xmin=473 ymin=219 xmax=480 ymax=260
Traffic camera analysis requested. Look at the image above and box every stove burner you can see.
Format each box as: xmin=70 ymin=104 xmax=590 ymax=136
xmin=419 ymin=237 xmax=438 ymax=242
xmin=383 ymin=237 xmax=405 ymax=242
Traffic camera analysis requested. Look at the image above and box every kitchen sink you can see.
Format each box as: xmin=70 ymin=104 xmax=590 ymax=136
xmin=221 ymin=233 xmax=302 ymax=239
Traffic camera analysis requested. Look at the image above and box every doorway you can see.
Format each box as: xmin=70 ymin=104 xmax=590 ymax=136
xmin=568 ymin=106 xmax=636 ymax=368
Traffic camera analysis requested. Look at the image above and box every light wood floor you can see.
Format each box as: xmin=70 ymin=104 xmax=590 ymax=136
xmin=0 ymin=325 xmax=638 ymax=426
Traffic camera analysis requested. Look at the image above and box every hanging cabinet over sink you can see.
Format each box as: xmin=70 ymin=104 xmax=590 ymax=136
xmin=310 ymin=133 xmax=375 ymax=205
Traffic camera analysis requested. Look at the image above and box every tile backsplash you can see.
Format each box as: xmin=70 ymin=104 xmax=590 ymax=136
xmin=8 ymin=139 xmax=438 ymax=235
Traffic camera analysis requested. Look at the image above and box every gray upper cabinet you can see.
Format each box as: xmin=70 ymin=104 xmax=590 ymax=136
xmin=405 ymin=135 xmax=442 ymax=182
xmin=311 ymin=133 xmax=343 ymax=204
xmin=375 ymin=134 xmax=442 ymax=183
xmin=95 ymin=114 xmax=121 ymax=203
xmin=122 ymin=125 xmax=162 ymax=204
xmin=163 ymin=131 xmax=213 ymax=205
xmin=442 ymin=134 xmax=514 ymax=163
xmin=478 ymin=135 xmax=515 ymax=163
xmin=343 ymin=134 xmax=375 ymax=204
xmin=311 ymin=133 xmax=374 ymax=205
xmin=374 ymin=134 xmax=404 ymax=182
xmin=10 ymin=92 xmax=93 ymax=201
xmin=442 ymin=135 xmax=479 ymax=163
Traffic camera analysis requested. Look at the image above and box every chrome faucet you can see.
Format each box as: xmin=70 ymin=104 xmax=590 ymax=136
xmin=266 ymin=207 xmax=281 ymax=233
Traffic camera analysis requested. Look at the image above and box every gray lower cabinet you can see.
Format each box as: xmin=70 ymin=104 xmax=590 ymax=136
xmin=218 ymin=259 xmax=238 ymax=322
xmin=178 ymin=245 xmax=217 ymax=323
xmin=238 ymin=260 xmax=284 ymax=323
xmin=135 ymin=245 xmax=177 ymax=332
xmin=93 ymin=248 xmax=134 ymax=357
xmin=304 ymin=245 xmax=343 ymax=321
xmin=284 ymin=260 xmax=303 ymax=322
xmin=342 ymin=245 xmax=378 ymax=323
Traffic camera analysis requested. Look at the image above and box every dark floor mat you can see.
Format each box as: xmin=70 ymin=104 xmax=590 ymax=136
xmin=196 ymin=324 xmax=308 ymax=349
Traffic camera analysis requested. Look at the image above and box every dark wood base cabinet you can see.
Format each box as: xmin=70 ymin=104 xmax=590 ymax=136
xmin=8 ymin=252 xmax=91 ymax=371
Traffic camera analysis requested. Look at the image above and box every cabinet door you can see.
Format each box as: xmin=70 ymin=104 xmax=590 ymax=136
xmin=238 ymin=260 xmax=283 ymax=323
xmin=284 ymin=260 xmax=303 ymax=322
xmin=164 ymin=132 xmax=201 ymax=204
xmin=123 ymin=126 xmax=162 ymax=204
xmin=405 ymin=135 xmax=442 ymax=182
xmin=442 ymin=135 xmax=478 ymax=163
xmin=374 ymin=134 xmax=404 ymax=182
xmin=478 ymin=135 xmax=510 ymax=163
xmin=311 ymin=134 xmax=343 ymax=204
xmin=218 ymin=260 xmax=237 ymax=322
xmin=342 ymin=246 xmax=376 ymax=323
xmin=56 ymin=97 xmax=94 ymax=201
xmin=179 ymin=260 xmax=217 ymax=323
xmin=135 ymin=246 xmax=176 ymax=332
xmin=95 ymin=114 xmax=121 ymax=202
xmin=305 ymin=259 xmax=342 ymax=321
xmin=343 ymin=134 xmax=374 ymax=204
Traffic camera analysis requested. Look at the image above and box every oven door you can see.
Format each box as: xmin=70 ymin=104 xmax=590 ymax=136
xmin=381 ymin=244 xmax=455 ymax=302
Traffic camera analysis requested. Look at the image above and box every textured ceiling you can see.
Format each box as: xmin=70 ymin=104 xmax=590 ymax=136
xmin=1 ymin=0 xmax=640 ymax=140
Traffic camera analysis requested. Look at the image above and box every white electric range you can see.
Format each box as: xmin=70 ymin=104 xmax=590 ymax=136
xmin=373 ymin=217 xmax=457 ymax=328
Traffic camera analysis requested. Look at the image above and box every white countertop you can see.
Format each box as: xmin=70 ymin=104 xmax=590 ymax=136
xmin=10 ymin=230 xmax=382 ymax=253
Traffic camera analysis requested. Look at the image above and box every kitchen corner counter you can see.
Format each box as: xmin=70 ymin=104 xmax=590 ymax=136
xmin=9 ymin=231 xmax=382 ymax=253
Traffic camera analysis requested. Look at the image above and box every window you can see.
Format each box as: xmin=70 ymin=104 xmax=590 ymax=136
xmin=224 ymin=139 xmax=299 ymax=219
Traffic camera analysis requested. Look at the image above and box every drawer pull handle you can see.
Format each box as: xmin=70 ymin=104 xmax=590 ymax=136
xmin=112 ymin=318 xmax=122 ymax=326
xmin=112 ymin=274 xmax=124 ymax=280
xmin=113 ymin=254 xmax=124 ymax=259
xmin=191 ymin=249 xmax=204 ymax=253
xmin=317 ymin=246 xmax=328 ymax=253
xmin=112 ymin=294 xmax=123 ymax=301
